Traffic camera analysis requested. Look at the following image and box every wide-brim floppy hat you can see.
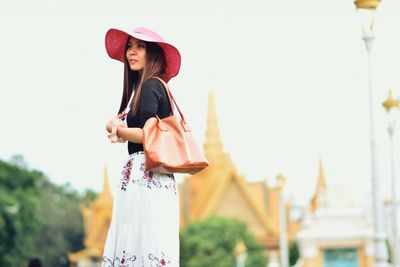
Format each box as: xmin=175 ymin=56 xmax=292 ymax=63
xmin=105 ymin=27 xmax=181 ymax=82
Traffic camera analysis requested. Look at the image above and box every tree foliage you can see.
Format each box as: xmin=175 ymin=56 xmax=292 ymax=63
xmin=0 ymin=159 xmax=42 ymax=266
xmin=289 ymin=241 xmax=300 ymax=266
xmin=31 ymin=181 xmax=85 ymax=266
xmin=180 ymin=216 xmax=267 ymax=267
xmin=0 ymin=156 xmax=96 ymax=267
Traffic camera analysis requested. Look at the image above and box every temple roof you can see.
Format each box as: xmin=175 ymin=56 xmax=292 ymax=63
xmin=181 ymin=91 xmax=278 ymax=238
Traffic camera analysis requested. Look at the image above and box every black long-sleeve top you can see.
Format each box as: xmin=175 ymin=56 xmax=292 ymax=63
xmin=126 ymin=78 xmax=172 ymax=154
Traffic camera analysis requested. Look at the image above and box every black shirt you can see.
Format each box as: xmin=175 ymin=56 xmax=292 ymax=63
xmin=126 ymin=78 xmax=172 ymax=154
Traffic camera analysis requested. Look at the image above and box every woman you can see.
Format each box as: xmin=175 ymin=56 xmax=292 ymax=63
xmin=102 ymin=27 xmax=181 ymax=267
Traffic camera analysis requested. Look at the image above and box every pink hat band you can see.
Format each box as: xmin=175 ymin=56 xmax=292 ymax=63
xmin=105 ymin=27 xmax=181 ymax=82
xmin=132 ymin=27 xmax=165 ymax=42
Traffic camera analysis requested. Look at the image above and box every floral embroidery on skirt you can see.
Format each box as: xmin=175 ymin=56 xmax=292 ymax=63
xmin=102 ymin=152 xmax=179 ymax=267
xmin=119 ymin=153 xmax=176 ymax=193
xmin=102 ymin=251 xmax=172 ymax=267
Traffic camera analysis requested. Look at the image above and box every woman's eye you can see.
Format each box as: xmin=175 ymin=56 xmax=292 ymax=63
xmin=127 ymin=42 xmax=145 ymax=50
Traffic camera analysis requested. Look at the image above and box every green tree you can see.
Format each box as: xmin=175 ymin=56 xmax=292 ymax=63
xmin=180 ymin=216 xmax=267 ymax=267
xmin=32 ymin=181 xmax=85 ymax=267
xmin=0 ymin=156 xmax=96 ymax=267
xmin=289 ymin=241 xmax=300 ymax=266
xmin=0 ymin=159 xmax=42 ymax=266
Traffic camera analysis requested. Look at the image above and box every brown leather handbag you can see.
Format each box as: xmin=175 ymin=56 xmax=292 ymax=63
xmin=142 ymin=77 xmax=209 ymax=174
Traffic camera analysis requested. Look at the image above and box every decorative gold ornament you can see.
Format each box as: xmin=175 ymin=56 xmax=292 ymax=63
xmin=382 ymin=89 xmax=400 ymax=112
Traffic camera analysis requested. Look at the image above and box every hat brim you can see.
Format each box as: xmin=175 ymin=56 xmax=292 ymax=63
xmin=105 ymin=28 xmax=181 ymax=82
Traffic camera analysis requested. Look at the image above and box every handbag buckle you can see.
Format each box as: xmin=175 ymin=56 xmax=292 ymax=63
xmin=181 ymin=120 xmax=191 ymax=132
xmin=156 ymin=116 xmax=168 ymax=131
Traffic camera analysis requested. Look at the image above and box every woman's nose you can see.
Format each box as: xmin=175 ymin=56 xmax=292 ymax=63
xmin=128 ymin=47 xmax=137 ymax=55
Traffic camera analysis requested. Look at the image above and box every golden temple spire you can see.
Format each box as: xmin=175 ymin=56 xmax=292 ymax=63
xmin=310 ymin=159 xmax=328 ymax=211
xmin=316 ymin=159 xmax=327 ymax=194
xmin=103 ymin=165 xmax=111 ymax=194
xmin=94 ymin=165 xmax=113 ymax=207
xmin=204 ymin=91 xmax=224 ymax=163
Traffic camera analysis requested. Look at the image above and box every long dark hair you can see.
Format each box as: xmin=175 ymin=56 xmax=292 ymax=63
xmin=118 ymin=40 xmax=167 ymax=115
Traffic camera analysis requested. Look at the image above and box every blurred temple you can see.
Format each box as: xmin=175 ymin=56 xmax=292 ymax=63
xmin=178 ymin=92 xmax=300 ymax=261
xmin=68 ymin=167 xmax=113 ymax=267
xmin=296 ymin=160 xmax=374 ymax=267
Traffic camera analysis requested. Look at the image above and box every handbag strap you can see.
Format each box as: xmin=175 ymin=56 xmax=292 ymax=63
xmin=153 ymin=77 xmax=187 ymax=123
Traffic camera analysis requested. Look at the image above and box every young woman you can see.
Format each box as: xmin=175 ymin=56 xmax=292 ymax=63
xmin=102 ymin=27 xmax=181 ymax=267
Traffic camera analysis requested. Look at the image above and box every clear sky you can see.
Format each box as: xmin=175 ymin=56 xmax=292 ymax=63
xmin=1 ymin=0 xmax=399 ymax=206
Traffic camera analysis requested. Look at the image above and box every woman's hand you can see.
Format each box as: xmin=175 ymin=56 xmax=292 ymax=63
xmin=117 ymin=112 xmax=127 ymax=120
xmin=106 ymin=114 xmax=128 ymax=143
xmin=106 ymin=112 xmax=127 ymax=133
xmin=105 ymin=112 xmax=143 ymax=144
xmin=106 ymin=119 xmax=114 ymax=133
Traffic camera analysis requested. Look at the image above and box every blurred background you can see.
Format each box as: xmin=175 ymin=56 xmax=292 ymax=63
xmin=1 ymin=0 xmax=400 ymax=266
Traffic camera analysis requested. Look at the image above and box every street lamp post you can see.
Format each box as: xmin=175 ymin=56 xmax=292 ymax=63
xmin=277 ymin=174 xmax=288 ymax=267
xmin=383 ymin=90 xmax=400 ymax=267
xmin=353 ymin=1 xmax=389 ymax=266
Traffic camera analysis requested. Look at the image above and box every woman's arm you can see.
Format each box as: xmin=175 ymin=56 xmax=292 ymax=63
xmin=106 ymin=121 xmax=143 ymax=143
xmin=116 ymin=126 xmax=143 ymax=143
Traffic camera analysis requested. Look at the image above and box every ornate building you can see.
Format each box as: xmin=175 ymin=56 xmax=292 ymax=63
xmin=296 ymin=161 xmax=374 ymax=267
xmin=68 ymin=166 xmax=113 ymax=267
xmin=178 ymin=92 xmax=299 ymax=257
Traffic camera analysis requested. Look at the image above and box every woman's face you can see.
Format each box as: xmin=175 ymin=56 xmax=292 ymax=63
xmin=126 ymin=37 xmax=147 ymax=72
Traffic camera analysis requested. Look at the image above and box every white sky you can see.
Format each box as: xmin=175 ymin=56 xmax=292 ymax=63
xmin=1 ymin=0 xmax=400 ymax=206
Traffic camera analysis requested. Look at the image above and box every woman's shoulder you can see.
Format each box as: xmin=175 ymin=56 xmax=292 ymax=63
xmin=142 ymin=77 xmax=166 ymax=93
xmin=140 ymin=77 xmax=168 ymax=102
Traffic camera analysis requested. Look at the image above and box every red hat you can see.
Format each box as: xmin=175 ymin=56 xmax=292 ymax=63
xmin=105 ymin=27 xmax=181 ymax=82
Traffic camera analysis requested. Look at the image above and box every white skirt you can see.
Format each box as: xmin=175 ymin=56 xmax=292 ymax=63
xmin=102 ymin=152 xmax=180 ymax=267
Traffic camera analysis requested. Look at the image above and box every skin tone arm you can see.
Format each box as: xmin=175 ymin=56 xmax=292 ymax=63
xmin=106 ymin=119 xmax=143 ymax=144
